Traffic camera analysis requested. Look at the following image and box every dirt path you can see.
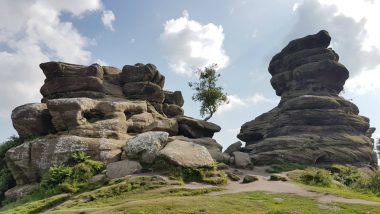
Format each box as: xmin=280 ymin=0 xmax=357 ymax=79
xmin=204 ymin=167 xmax=380 ymax=206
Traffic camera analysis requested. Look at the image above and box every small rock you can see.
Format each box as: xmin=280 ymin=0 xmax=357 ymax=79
xmin=269 ymin=175 xmax=288 ymax=181
xmin=217 ymin=163 xmax=229 ymax=170
xmin=106 ymin=160 xmax=142 ymax=180
xmin=242 ymin=175 xmax=258 ymax=183
xmin=233 ymin=151 xmax=252 ymax=169
xmin=227 ymin=172 xmax=240 ymax=181
xmin=5 ymin=184 xmax=39 ymax=199
xmin=89 ymin=174 xmax=106 ymax=183
xmin=224 ymin=141 xmax=242 ymax=155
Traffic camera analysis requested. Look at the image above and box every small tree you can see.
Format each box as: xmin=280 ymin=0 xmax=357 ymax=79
xmin=188 ymin=64 xmax=228 ymax=121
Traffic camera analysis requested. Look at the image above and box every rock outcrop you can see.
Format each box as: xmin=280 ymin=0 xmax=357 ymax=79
xmin=6 ymin=62 xmax=222 ymax=186
xmin=237 ymin=30 xmax=377 ymax=166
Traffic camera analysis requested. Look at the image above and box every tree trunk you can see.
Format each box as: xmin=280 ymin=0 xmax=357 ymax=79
xmin=203 ymin=112 xmax=213 ymax=121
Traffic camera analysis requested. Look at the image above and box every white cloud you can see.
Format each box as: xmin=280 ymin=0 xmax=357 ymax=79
xmin=287 ymin=0 xmax=380 ymax=95
xmin=160 ymin=10 xmax=229 ymax=76
xmin=0 ymin=0 xmax=103 ymax=118
xmin=217 ymin=94 xmax=278 ymax=114
xmin=345 ymin=65 xmax=380 ymax=94
xmin=101 ymin=10 xmax=115 ymax=31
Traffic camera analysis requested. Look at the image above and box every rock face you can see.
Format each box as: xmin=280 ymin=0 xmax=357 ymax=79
xmin=237 ymin=30 xmax=377 ymax=166
xmin=6 ymin=61 xmax=221 ymax=186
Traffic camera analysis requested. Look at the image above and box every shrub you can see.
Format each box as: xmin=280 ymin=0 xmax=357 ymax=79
xmin=0 ymin=136 xmax=22 ymax=203
xmin=299 ymin=167 xmax=333 ymax=187
xmin=354 ymin=170 xmax=380 ymax=195
xmin=326 ymin=164 xmax=361 ymax=186
xmin=41 ymin=152 xmax=104 ymax=193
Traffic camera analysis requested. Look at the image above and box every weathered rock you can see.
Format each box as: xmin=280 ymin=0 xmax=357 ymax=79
xmin=163 ymin=103 xmax=184 ymax=118
xmin=106 ymin=160 xmax=142 ymax=179
xmin=11 ymin=103 xmax=54 ymax=139
xmin=40 ymin=62 xmax=104 ymax=80
xmin=4 ymin=184 xmax=39 ymax=199
xmin=164 ymin=91 xmax=184 ymax=107
xmin=177 ymin=116 xmax=221 ymax=138
xmin=124 ymin=131 xmax=169 ymax=164
xmin=237 ymin=30 xmax=377 ymax=166
xmin=159 ymin=140 xmax=214 ymax=167
xmin=6 ymin=135 xmax=125 ymax=185
xmin=89 ymin=174 xmax=107 ymax=183
xmin=242 ymin=175 xmax=258 ymax=183
xmin=123 ymin=82 xmax=164 ymax=103
xmin=224 ymin=141 xmax=242 ymax=155
xmin=120 ymin=63 xmax=165 ymax=87
xmin=170 ymin=136 xmax=223 ymax=162
xmin=233 ymin=151 xmax=252 ymax=169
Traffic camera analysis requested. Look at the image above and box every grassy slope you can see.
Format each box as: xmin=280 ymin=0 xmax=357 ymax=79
xmin=1 ymin=176 xmax=380 ymax=214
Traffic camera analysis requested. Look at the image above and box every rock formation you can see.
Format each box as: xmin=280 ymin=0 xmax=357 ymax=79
xmin=237 ymin=30 xmax=377 ymax=166
xmin=6 ymin=62 xmax=223 ymax=187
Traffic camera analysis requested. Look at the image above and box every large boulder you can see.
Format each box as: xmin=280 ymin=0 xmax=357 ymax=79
xmin=177 ymin=116 xmax=221 ymax=138
xmin=124 ymin=131 xmax=169 ymax=164
xmin=237 ymin=30 xmax=377 ymax=166
xmin=106 ymin=160 xmax=142 ymax=179
xmin=224 ymin=141 xmax=242 ymax=155
xmin=164 ymin=91 xmax=184 ymax=107
xmin=122 ymin=82 xmax=164 ymax=103
xmin=163 ymin=103 xmax=184 ymax=118
xmin=11 ymin=103 xmax=54 ymax=139
xmin=170 ymin=136 xmax=223 ymax=162
xmin=120 ymin=63 xmax=165 ymax=87
xmin=159 ymin=140 xmax=214 ymax=168
xmin=6 ymin=135 xmax=125 ymax=185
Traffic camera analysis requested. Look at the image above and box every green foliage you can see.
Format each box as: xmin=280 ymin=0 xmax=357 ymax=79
xmin=151 ymin=159 xmax=227 ymax=185
xmin=325 ymin=164 xmax=361 ymax=186
xmin=266 ymin=163 xmax=308 ymax=173
xmin=40 ymin=152 xmax=104 ymax=194
xmin=0 ymin=136 xmax=22 ymax=203
xmin=299 ymin=167 xmax=333 ymax=187
xmin=188 ymin=64 xmax=228 ymax=121
xmin=354 ymin=170 xmax=380 ymax=195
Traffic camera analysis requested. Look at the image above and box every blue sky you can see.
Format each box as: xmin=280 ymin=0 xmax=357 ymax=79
xmin=1 ymin=0 xmax=380 ymax=149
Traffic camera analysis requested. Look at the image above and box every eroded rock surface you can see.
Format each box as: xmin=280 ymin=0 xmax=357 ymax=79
xmin=6 ymin=61 xmax=222 ymax=186
xmin=237 ymin=30 xmax=377 ymax=166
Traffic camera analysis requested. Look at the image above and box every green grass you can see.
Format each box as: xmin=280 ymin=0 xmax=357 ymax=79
xmin=2 ymin=175 xmax=380 ymax=214
xmin=266 ymin=162 xmax=308 ymax=173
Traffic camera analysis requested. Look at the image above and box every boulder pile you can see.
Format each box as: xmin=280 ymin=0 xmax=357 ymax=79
xmin=6 ymin=62 xmax=223 ymax=188
xmin=237 ymin=30 xmax=377 ymax=166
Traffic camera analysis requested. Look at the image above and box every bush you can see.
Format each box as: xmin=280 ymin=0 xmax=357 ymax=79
xmin=41 ymin=152 xmax=104 ymax=193
xmin=326 ymin=164 xmax=361 ymax=186
xmin=0 ymin=136 xmax=22 ymax=203
xmin=299 ymin=167 xmax=333 ymax=187
xmin=354 ymin=170 xmax=380 ymax=195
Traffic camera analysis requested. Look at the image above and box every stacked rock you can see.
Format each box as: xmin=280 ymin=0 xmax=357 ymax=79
xmin=237 ymin=30 xmax=377 ymax=166
xmin=6 ymin=62 xmax=223 ymax=188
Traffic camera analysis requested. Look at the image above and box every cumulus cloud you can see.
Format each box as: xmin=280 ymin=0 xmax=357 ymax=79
xmin=102 ymin=10 xmax=115 ymax=31
xmin=288 ymin=0 xmax=380 ymax=94
xmin=0 ymin=0 xmax=103 ymax=118
xmin=216 ymin=94 xmax=278 ymax=114
xmin=160 ymin=10 xmax=229 ymax=76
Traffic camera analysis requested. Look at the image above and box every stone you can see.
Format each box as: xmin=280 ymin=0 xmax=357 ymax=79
xmin=120 ymin=63 xmax=165 ymax=87
xmin=159 ymin=140 xmax=214 ymax=167
xmin=237 ymin=30 xmax=377 ymax=166
xmin=39 ymin=61 xmax=104 ymax=80
xmin=164 ymin=91 xmax=184 ymax=107
xmin=170 ymin=136 xmax=223 ymax=162
xmin=6 ymin=135 xmax=125 ymax=185
xmin=177 ymin=116 xmax=221 ymax=138
xmin=124 ymin=131 xmax=169 ymax=164
xmin=233 ymin=152 xmax=252 ymax=169
xmin=269 ymin=175 xmax=288 ymax=182
xmin=227 ymin=172 xmax=240 ymax=181
xmin=163 ymin=103 xmax=184 ymax=118
xmin=242 ymin=175 xmax=258 ymax=183
xmin=123 ymin=81 xmax=164 ymax=103
xmin=106 ymin=160 xmax=142 ymax=179
xmin=11 ymin=103 xmax=54 ymax=139
xmin=89 ymin=174 xmax=107 ymax=183
xmin=4 ymin=183 xmax=39 ymax=199
xmin=224 ymin=141 xmax=242 ymax=155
